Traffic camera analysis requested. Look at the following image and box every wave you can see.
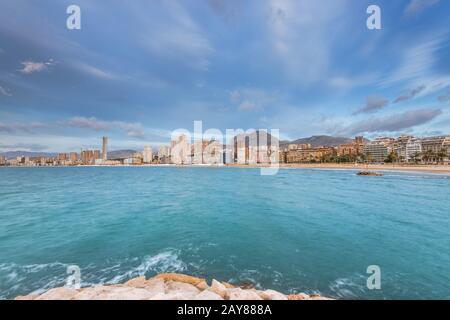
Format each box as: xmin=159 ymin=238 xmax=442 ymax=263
xmin=0 ymin=249 xmax=188 ymax=299
xmin=328 ymin=275 xmax=367 ymax=299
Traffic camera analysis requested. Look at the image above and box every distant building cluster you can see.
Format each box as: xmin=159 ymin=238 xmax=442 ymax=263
xmin=280 ymin=135 xmax=450 ymax=164
xmin=1 ymin=134 xmax=449 ymax=167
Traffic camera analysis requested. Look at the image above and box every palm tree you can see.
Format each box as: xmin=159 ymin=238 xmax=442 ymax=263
xmin=422 ymin=149 xmax=436 ymax=164
xmin=437 ymin=148 xmax=448 ymax=165
xmin=411 ymin=151 xmax=422 ymax=164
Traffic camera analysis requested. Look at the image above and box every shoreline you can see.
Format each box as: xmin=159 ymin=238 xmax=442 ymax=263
xmin=15 ymin=273 xmax=331 ymax=301
xmin=2 ymin=163 xmax=450 ymax=175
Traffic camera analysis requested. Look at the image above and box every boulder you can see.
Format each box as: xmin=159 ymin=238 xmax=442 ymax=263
xmin=258 ymin=289 xmax=288 ymax=300
xmin=35 ymin=287 xmax=79 ymax=300
xmin=226 ymin=288 xmax=263 ymax=300
xmin=74 ymin=285 xmax=112 ymax=300
xmin=166 ymin=281 xmax=200 ymax=295
xmin=124 ymin=276 xmax=147 ymax=288
xmin=154 ymin=273 xmax=205 ymax=286
xmin=288 ymin=293 xmax=310 ymax=300
xmin=210 ymin=279 xmax=227 ymax=299
xmin=194 ymin=290 xmax=224 ymax=300
xmin=195 ymin=280 xmax=209 ymax=291
xmin=149 ymin=292 xmax=197 ymax=300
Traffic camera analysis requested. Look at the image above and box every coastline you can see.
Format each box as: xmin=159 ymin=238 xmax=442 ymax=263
xmin=15 ymin=273 xmax=332 ymax=301
xmin=2 ymin=163 xmax=449 ymax=175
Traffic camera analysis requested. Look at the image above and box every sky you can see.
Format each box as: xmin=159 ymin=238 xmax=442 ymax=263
xmin=1 ymin=0 xmax=450 ymax=152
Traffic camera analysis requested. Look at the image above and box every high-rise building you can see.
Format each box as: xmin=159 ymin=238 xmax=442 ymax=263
xmin=171 ymin=134 xmax=190 ymax=165
xmin=102 ymin=136 xmax=108 ymax=161
xmin=363 ymin=143 xmax=388 ymax=163
xmin=81 ymin=150 xmax=101 ymax=165
xmin=0 ymin=155 xmax=6 ymax=166
xmin=143 ymin=146 xmax=153 ymax=163
xmin=69 ymin=152 xmax=78 ymax=162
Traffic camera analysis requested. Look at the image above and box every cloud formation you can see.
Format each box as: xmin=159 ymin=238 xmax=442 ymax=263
xmin=142 ymin=0 xmax=213 ymax=71
xmin=438 ymin=89 xmax=450 ymax=102
xmin=342 ymin=108 xmax=442 ymax=135
xmin=19 ymin=59 xmax=55 ymax=74
xmin=0 ymin=122 xmax=46 ymax=133
xmin=0 ymin=143 xmax=49 ymax=152
xmin=0 ymin=85 xmax=11 ymax=96
xmin=230 ymin=88 xmax=276 ymax=112
xmin=404 ymin=0 xmax=440 ymax=16
xmin=65 ymin=117 xmax=146 ymax=138
xmin=394 ymin=85 xmax=426 ymax=103
xmin=354 ymin=95 xmax=389 ymax=114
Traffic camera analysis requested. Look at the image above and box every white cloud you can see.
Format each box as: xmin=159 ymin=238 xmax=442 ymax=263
xmin=0 ymin=85 xmax=12 ymax=96
xmin=404 ymin=0 xmax=440 ymax=17
xmin=229 ymin=88 xmax=277 ymax=112
xmin=339 ymin=108 xmax=443 ymax=135
xmin=268 ymin=0 xmax=349 ymax=86
xmin=380 ymin=38 xmax=443 ymax=86
xmin=76 ymin=63 xmax=119 ymax=80
xmin=142 ymin=0 xmax=213 ymax=71
xmin=0 ymin=122 xmax=46 ymax=133
xmin=19 ymin=59 xmax=55 ymax=74
xmin=65 ymin=117 xmax=147 ymax=138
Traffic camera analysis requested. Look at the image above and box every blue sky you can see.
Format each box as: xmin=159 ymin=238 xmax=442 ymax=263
xmin=1 ymin=0 xmax=450 ymax=152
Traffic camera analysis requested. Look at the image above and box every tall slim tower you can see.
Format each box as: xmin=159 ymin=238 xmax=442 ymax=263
xmin=102 ymin=136 xmax=108 ymax=161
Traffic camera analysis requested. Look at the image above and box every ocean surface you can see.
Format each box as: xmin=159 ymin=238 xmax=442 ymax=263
xmin=0 ymin=166 xmax=449 ymax=300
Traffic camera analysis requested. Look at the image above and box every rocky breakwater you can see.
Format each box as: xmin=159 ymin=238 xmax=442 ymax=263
xmin=15 ymin=273 xmax=332 ymax=300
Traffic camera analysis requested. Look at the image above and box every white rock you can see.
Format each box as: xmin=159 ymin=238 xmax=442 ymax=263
xmin=210 ymin=279 xmax=227 ymax=299
xmin=194 ymin=290 xmax=224 ymax=300
xmin=226 ymin=288 xmax=263 ymax=300
xmin=149 ymin=292 xmax=197 ymax=300
xmin=166 ymin=281 xmax=200 ymax=295
xmin=35 ymin=287 xmax=79 ymax=300
xmin=258 ymin=289 xmax=288 ymax=300
xmin=74 ymin=285 xmax=113 ymax=300
xmin=95 ymin=287 xmax=156 ymax=300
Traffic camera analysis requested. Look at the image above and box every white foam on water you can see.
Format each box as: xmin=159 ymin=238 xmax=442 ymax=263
xmin=329 ymin=275 xmax=367 ymax=299
xmin=108 ymin=249 xmax=187 ymax=284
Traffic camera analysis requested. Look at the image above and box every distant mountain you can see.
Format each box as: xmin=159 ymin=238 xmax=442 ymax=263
xmin=283 ymin=135 xmax=354 ymax=147
xmin=108 ymin=150 xmax=137 ymax=159
xmin=0 ymin=151 xmax=57 ymax=160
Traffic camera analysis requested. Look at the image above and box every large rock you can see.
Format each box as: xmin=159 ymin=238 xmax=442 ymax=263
xmin=154 ymin=273 xmax=205 ymax=287
xmin=166 ymin=281 xmax=200 ymax=295
xmin=258 ymin=289 xmax=288 ymax=300
xmin=288 ymin=293 xmax=310 ymax=300
xmin=195 ymin=280 xmax=209 ymax=291
xmin=95 ymin=287 xmax=154 ymax=300
xmin=210 ymin=279 xmax=227 ymax=299
xmin=74 ymin=285 xmax=115 ymax=300
xmin=149 ymin=292 xmax=197 ymax=300
xmin=226 ymin=288 xmax=263 ymax=300
xmin=194 ymin=290 xmax=224 ymax=300
xmin=35 ymin=287 xmax=79 ymax=300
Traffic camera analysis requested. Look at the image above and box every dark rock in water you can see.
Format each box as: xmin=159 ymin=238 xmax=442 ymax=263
xmin=357 ymin=171 xmax=383 ymax=177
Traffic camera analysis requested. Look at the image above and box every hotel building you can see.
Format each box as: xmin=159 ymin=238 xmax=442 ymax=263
xmin=363 ymin=143 xmax=389 ymax=163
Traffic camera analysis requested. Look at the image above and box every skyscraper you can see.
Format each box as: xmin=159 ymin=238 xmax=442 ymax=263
xmin=143 ymin=146 xmax=153 ymax=163
xmin=102 ymin=136 xmax=108 ymax=161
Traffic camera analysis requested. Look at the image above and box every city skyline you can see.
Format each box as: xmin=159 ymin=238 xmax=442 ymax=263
xmin=1 ymin=0 xmax=450 ymax=153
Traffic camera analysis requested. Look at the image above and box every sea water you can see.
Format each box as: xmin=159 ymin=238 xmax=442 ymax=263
xmin=0 ymin=167 xmax=449 ymax=299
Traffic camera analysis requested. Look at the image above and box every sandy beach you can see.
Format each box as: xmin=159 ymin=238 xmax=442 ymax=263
xmin=275 ymin=163 xmax=450 ymax=175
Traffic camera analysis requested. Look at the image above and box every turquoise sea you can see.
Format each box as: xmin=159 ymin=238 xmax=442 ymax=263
xmin=0 ymin=167 xmax=449 ymax=300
